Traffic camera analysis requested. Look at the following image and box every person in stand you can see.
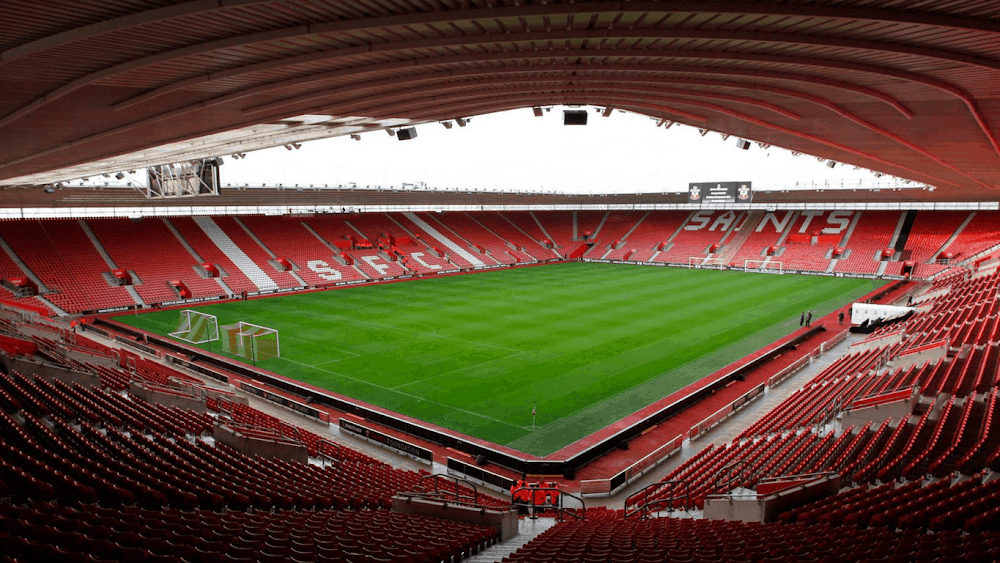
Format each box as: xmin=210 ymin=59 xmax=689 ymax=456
xmin=546 ymin=481 xmax=560 ymax=509
xmin=511 ymin=474 xmax=529 ymax=515
xmin=529 ymin=482 xmax=546 ymax=519
xmin=838 ymin=311 xmax=846 ymax=325
xmin=800 ymin=311 xmax=805 ymax=326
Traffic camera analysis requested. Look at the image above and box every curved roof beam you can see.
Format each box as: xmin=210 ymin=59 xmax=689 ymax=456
xmin=0 ymin=0 xmax=276 ymax=62
xmin=245 ymin=73 xmax=803 ymax=121
xmin=291 ymin=77 xmax=984 ymax=189
xmin=99 ymin=41 xmax=995 ymax=155
xmin=110 ymin=27 xmax=1000 ymax=112
xmin=2 ymin=21 xmax=991 ymax=129
xmin=309 ymin=87 xmax=970 ymax=190
xmin=241 ymin=66 xmax=889 ymax=121
xmin=2 ymin=87 xmax=711 ymax=173
xmin=122 ymin=57 xmax=913 ymax=121
xmin=6 ymin=0 xmax=1000 ymax=63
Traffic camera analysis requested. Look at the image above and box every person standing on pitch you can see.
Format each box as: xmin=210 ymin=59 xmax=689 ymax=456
xmin=800 ymin=311 xmax=805 ymax=326
xmin=805 ymin=311 xmax=813 ymax=327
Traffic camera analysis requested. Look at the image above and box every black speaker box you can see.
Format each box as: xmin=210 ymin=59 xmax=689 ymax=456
xmin=563 ymin=110 xmax=588 ymax=125
xmin=397 ymin=127 xmax=418 ymax=140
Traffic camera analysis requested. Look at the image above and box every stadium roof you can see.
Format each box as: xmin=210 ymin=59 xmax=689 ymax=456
xmin=2 ymin=1 xmax=1000 ymax=200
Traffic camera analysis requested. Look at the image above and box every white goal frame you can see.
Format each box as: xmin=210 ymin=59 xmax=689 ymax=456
xmin=170 ymin=309 xmax=220 ymax=344
xmin=223 ymin=321 xmax=280 ymax=363
xmin=744 ymin=259 xmax=784 ymax=274
xmin=689 ymin=257 xmax=727 ymax=270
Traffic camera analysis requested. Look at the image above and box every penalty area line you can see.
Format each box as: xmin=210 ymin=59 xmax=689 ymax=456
xmin=281 ymin=357 xmax=524 ymax=432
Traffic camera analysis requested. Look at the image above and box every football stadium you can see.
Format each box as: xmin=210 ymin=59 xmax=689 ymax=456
xmin=1 ymin=2 xmax=1000 ymax=563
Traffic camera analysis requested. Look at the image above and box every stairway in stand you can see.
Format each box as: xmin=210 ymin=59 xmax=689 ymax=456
xmin=192 ymin=216 xmax=279 ymax=292
xmin=716 ymin=211 xmax=765 ymax=265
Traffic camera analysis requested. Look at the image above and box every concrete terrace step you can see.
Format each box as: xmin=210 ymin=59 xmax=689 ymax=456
xmin=468 ymin=517 xmax=559 ymax=563
xmin=192 ymin=216 xmax=279 ymax=292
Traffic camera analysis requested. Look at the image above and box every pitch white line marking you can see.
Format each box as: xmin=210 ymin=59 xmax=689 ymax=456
xmin=282 ymin=357 xmax=525 ymax=431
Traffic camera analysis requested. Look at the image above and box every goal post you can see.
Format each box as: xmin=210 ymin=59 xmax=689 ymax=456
xmin=170 ymin=309 xmax=220 ymax=344
xmin=744 ymin=259 xmax=784 ymax=274
xmin=221 ymin=321 xmax=279 ymax=363
xmin=689 ymin=257 xmax=727 ymax=270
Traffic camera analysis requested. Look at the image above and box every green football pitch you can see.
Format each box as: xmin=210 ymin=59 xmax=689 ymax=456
xmin=116 ymin=263 xmax=880 ymax=456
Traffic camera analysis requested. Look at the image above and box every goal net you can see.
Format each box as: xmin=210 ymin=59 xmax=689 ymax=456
xmin=744 ymin=260 xmax=784 ymax=274
xmin=221 ymin=322 xmax=280 ymax=362
xmin=170 ymin=310 xmax=220 ymax=344
xmin=689 ymin=257 xmax=727 ymax=270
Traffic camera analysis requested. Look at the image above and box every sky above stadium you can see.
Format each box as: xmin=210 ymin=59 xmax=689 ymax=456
xmin=221 ymin=107 xmax=903 ymax=194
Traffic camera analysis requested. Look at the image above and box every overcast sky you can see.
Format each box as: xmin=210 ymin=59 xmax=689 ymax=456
xmin=220 ymin=107 xmax=901 ymax=194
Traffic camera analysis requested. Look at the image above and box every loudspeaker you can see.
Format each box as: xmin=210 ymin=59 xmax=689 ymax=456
xmin=735 ymin=139 xmax=751 ymax=150
xmin=397 ymin=127 xmax=418 ymax=140
xmin=618 ymin=440 xmax=629 ymax=450
xmin=475 ymin=454 xmax=487 ymax=466
xmin=563 ymin=110 xmax=588 ymax=125
xmin=563 ymin=468 xmax=576 ymax=480
xmin=826 ymin=160 xmax=837 ymax=168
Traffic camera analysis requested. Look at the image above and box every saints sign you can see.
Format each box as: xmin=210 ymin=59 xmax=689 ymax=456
xmin=689 ymin=181 xmax=752 ymax=203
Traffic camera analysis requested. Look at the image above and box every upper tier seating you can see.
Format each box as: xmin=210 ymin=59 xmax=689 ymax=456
xmin=0 ymin=210 xmax=991 ymax=313
xmin=724 ymin=211 xmax=792 ymax=268
xmin=583 ymin=211 xmax=644 ymax=259
xmin=656 ymin=211 xmax=736 ymax=264
xmin=87 ymin=218 xmax=223 ymax=304
xmin=304 ymin=216 xmax=409 ymax=278
xmin=533 ymin=211 xmax=605 ymax=255
xmin=0 ymin=220 xmax=134 ymax=313
xmin=431 ymin=212 xmax=535 ymax=264
xmin=237 ymin=215 xmax=365 ymax=284
xmin=393 ymin=213 xmax=479 ymax=269
xmin=211 ymin=217 xmax=300 ymax=289
xmin=604 ymin=211 xmax=689 ymax=262
xmin=772 ymin=210 xmax=857 ymax=272
xmin=903 ymin=211 xmax=971 ymax=265
xmin=168 ymin=217 xmax=259 ymax=295
xmin=503 ymin=212 xmax=560 ymax=256
xmin=835 ymin=211 xmax=901 ymax=274
xmin=938 ymin=211 xmax=1000 ymax=261
xmin=470 ymin=212 xmax=550 ymax=261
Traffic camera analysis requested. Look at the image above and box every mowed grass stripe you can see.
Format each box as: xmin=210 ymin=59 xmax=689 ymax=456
xmin=117 ymin=263 xmax=880 ymax=455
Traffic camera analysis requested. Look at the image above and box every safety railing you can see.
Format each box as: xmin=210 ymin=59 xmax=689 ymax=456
xmin=624 ymin=480 xmax=690 ymax=519
xmin=510 ymin=485 xmax=586 ymax=522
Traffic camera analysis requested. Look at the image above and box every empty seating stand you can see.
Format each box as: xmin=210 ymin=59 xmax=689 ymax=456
xmin=835 ymin=211 xmax=901 ymax=274
xmin=0 ymin=220 xmax=134 ymax=312
xmin=238 ymin=215 xmax=366 ymax=285
xmin=87 ymin=218 xmax=223 ymax=304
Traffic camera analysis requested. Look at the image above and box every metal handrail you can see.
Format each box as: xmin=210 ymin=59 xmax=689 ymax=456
xmin=511 ymin=485 xmax=586 ymax=521
xmin=414 ymin=473 xmax=481 ymax=506
xmin=624 ymin=480 xmax=689 ymax=519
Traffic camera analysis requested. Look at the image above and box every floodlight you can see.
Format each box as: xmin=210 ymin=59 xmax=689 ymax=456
xmin=455 ymin=117 xmax=467 ymax=127
xmin=351 ymin=134 xmax=361 ymax=140
xmin=532 ymin=107 xmax=543 ymax=117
